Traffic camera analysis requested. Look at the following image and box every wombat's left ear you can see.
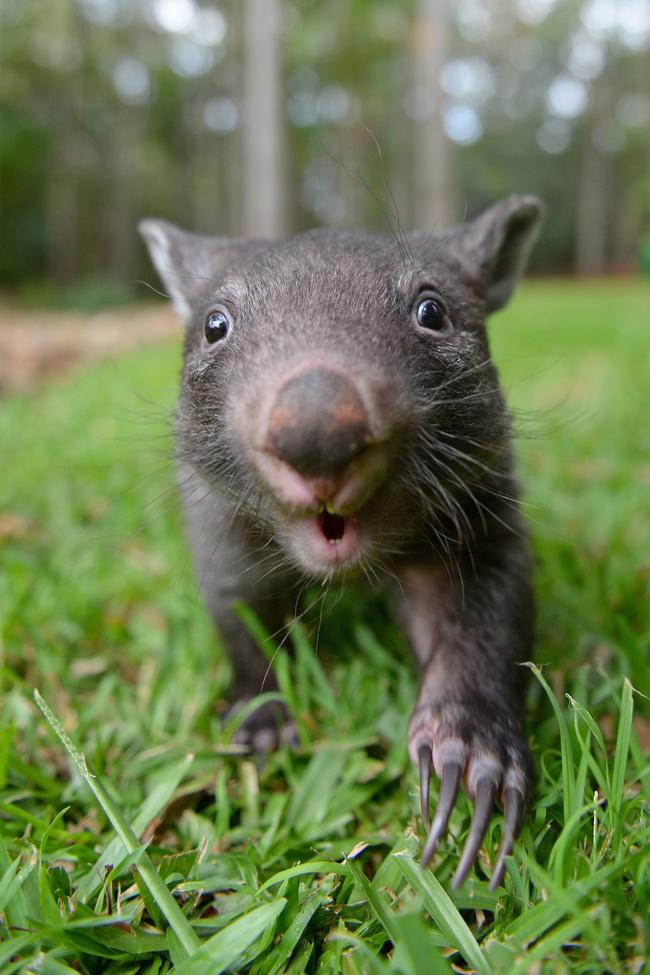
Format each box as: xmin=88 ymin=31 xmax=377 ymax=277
xmin=139 ymin=219 xmax=245 ymax=325
xmin=456 ymin=195 xmax=545 ymax=312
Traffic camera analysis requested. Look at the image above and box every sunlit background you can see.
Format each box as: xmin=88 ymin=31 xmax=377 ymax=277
xmin=1 ymin=0 xmax=649 ymax=307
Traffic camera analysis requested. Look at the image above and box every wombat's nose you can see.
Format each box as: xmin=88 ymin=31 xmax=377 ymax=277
xmin=267 ymin=369 xmax=370 ymax=478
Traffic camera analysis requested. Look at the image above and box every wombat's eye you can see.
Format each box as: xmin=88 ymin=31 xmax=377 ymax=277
xmin=415 ymin=297 xmax=448 ymax=332
xmin=204 ymin=309 xmax=230 ymax=344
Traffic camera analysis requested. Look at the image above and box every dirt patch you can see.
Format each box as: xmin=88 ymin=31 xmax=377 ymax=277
xmin=0 ymin=302 xmax=178 ymax=395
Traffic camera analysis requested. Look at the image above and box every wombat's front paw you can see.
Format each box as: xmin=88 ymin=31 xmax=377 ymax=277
xmin=230 ymin=698 xmax=297 ymax=754
xmin=408 ymin=699 xmax=531 ymax=891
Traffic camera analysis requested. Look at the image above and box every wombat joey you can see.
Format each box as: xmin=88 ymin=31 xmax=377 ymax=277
xmin=140 ymin=194 xmax=544 ymax=890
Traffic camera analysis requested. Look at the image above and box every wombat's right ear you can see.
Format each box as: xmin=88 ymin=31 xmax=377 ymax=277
xmin=138 ymin=219 xmax=237 ymax=325
xmin=453 ymin=195 xmax=545 ymax=313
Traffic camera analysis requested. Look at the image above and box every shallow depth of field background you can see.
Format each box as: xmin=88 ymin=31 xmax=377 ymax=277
xmin=2 ymin=0 xmax=650 ymax=298
xmin=0 ymin=2 xmax=649 ymax=974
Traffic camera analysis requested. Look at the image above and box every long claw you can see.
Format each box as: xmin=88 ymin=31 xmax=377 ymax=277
xmin=418 ymin=746 xmax=432 ymax=831
xmin=420 ymin=761 xmax=462 ymax=869
xmin=488 ymin=786 xmax=525 ymax=891
xmin=451 ymin=775 xmax=497 ymax=889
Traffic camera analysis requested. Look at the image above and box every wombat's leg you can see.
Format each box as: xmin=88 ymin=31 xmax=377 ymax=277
xmin=200 ymin=556 xmax=300 ymax=751
xmin=398 ymin=538 xmax=533 ymax=890
xmin=207 ymin=584 xmax=299 ymax=752
xmin=181 ymin=470 xmax=301 ymax=750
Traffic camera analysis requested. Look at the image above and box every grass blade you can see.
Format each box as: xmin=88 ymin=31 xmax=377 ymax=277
xmin=346 ymin=858 xmax=399 ymax=943
xmin=526 ymin=663 xmax=574 ymax=821
xmin=392 ymin=850 xmax=490 ymax=975
xmin=254 ymin=885 xmax=330 ymax=975
xmin=390 ymin=912 xmax=454 ymax=975
xmin=34 ymin=689 xmax=200 ymax=958
xmin=256 ymin=859 xmax=348 ymax=895
xmin=611 ymin=678 xmax=634 ymax=822
xmin=171 ymin=899 xmax=286 ymax=975
xmin=285 ymin=746 xmax=348 ymax=832
xmin=76 ymin=751 xmax=195 ymax=902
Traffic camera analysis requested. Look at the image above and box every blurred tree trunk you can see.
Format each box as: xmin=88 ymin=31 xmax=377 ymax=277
xmin=105 ymin=107 xmax=139 ymax=285
xmin=331 ymin=0 xmax=364 ymax=228
xmin=192 ymin=71 xmax=236 ymax=235
xmin=242 ymin=0 xmax=288 ymax=237
xmin=46 ymin=129 xmax=79 ymax=286
xmin=391 ymin=52 xmax=413 ymax=231
xmin=411 ymin=0 xmax=456 ymax=229
xmin=43 ymin=0 xmax=79 ymax=285
xmin=612 ymin=50 xmax=649 ymax=268
xmin=575 ymin=118 xmax=609 ymax=274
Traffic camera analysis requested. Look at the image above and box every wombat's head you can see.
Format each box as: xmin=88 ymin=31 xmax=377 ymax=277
xmin=140 ymin=195 xmax=543 ymax=579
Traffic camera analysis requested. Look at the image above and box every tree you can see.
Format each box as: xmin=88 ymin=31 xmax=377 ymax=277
xmin=241 ymin=0 xmax=288 ymax=237
xmin=411 ymin=0 xmax=457 ymax=229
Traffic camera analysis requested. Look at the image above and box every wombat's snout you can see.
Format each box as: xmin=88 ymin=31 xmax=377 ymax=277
xmin=267 ymin=368 xmax=371 ymax=478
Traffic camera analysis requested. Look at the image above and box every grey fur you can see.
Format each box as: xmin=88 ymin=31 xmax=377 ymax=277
xmin=140 ymin=194 xmax=544 ymax=885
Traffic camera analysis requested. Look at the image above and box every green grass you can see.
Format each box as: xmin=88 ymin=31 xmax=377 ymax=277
xmin=0 ymin=279 xmax=648 ymax=974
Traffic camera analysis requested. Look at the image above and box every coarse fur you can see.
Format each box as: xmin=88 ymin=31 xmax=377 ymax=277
xmin=140 ymin=194 xmax=544 ymax=887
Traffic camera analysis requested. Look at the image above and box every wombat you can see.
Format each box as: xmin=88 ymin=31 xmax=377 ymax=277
xmin=140 ymin=194 xmax=544 ymax=890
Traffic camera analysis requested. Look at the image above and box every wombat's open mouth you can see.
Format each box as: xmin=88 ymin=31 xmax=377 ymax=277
xmin=317 ymin=510 xmax=346 ymax=542
xmin=285 ymin=510 xmax=362 ymax=574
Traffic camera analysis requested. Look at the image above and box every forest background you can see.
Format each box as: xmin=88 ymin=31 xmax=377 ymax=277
xmin=2 ymin=0 xmax=650 ymax=310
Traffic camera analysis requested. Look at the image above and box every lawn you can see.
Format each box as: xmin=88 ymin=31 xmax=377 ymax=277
xmin=0 ymin=280 xmax=648 ymax=974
